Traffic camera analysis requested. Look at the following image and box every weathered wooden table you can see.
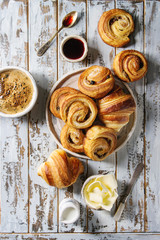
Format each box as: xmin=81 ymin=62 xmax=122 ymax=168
xmin=0 ymin=0 xmax=160 ymax=239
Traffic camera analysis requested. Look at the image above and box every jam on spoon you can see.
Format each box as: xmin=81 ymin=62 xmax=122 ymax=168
xmin=63 ymin=15 xmax=74 ymax=27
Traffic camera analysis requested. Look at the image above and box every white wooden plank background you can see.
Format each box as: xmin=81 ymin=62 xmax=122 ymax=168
xmin=145 ymin=0 xmax=160 ymax=232
xmin=116 ymin=0 xmax=145 ymax=232
xmin=0 ymin=0 xmax=160 ymax=238
xmin=0 ymin=0 xmax=28 ymax=232
xmin=28 ymin=0 xmax=58 ymax=233
xmin=0 ymin=233 xmax=160 ymax=240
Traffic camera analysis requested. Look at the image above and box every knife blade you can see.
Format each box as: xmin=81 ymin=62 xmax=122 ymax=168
xmin=114 ymin=162 xmax=144 ymax=221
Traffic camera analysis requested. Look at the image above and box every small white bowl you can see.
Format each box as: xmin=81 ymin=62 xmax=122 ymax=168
xmin=60 ymin=35 xmax=88 ymax=63
xmin=81 ymin=173 xmax=118 ymax=211
xmin=81 ymin=174 xmax=104 ymax=210
xmin=0 ymin=66 xmax=38 ymax=118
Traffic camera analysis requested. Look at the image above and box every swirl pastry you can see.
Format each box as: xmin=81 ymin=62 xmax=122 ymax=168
xmin=37 ymin=149 xmax=84 ymax=188
xmin=83 ymin=126 xmax=117 ymax=161
xmin=98 ymin=85 xmax=136 ymax=132
xmin=49 ymin=87 xmax=79 ymax=118
xmin=60 ymin=124 xmax=84 ymax=153
xmin=113 ymin=50 xmax=148 ymax=82
xmin=60 ymin=93 xmax=98 ymax=129
xmin=98 ymin=9 xmax=134 ymax=47
xmin=78 ymin=65 xmax=115 ymax=99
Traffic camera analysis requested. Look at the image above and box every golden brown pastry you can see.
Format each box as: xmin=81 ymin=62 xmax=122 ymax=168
xmin=60 ymin=92 xmax=98 ymax=129
xmin=98 ymin=85 xmax=136 ymax=132
xmin=98 ymin=9 xmax=134 ymax=47
xmin=84 ymin=126 xmax=117 ymax=161
xmin=37 ymin=149 xmax=84 ymax=188
xmin=60 ymin=124 xmax=84 ymax=153
xmin=113 ymin=50 xmax=148 ymax=82
xmin=49 ymin=87 xmax=79 ymax=118
xmin=78 ymin=66 xmax=115 ymax=99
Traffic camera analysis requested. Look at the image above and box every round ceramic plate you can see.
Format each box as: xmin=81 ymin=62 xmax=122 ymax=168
xmin=46 ymin=68 xmax=137 ymax=160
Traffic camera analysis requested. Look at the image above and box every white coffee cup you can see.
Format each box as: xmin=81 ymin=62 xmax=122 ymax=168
xmin=0 ymin=66 xmax=38 ymax=118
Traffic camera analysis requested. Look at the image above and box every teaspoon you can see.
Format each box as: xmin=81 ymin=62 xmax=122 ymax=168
xmin=37 ymin=11 xmax=78 ymax=57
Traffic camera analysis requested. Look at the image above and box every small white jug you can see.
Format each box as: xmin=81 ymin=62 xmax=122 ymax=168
xmin=59 ymin=198 xmax=80 ymax=224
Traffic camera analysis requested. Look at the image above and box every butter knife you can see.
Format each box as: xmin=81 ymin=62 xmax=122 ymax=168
xmin=114 ymin=162 xmax=144 ymax=221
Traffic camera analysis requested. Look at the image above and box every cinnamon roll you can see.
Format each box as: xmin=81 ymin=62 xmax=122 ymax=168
xmin=49 ymin=87 xmax=79 ymax=118
xmin=83 ymin=125 xmax=117 ymax=161
xmin=60 ymin=124 xmax=85 ymax=153
xmin=98 ymin=85 xmax=136 ymax=132
xmin=98 ymin=9 xmax=134 ymax=47
xmin=113 ymin=50 xmax=148 ymax=82
xmin=78 ymin=65 xmax=115 ymax=99
xmin=60 ymin=93 xmax=98 ymax=129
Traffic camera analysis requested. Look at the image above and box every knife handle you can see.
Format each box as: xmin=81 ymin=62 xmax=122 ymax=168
xmin=114 ymin=202 xmax=125 ymax=222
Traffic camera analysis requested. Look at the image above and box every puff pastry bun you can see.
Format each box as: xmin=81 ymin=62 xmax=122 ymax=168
xmin=37 ymin=149 xmax=84 ymax=188
xmin=60 ymin=124 xmax=84 ymax=153
xmin=83 ymin=125 xmax=117 ymax=161
xmin=98 ymin=85 xmax=136 ymax=132
xmin=60 ymin=91 xmax=98 ymax=129
xmin=98 ymin=9 xmax=134 ymax=47
xmin=113 ymin=50 xmax=148 ymax=82
xmin=50 ymin=87 xmax=79 ymax=118
xmin=78 ymin=65 xmax=115 ymax=99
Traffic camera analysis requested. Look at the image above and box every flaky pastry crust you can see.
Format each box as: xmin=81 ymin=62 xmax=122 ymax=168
xmin=98 ymin=9 xmax=134 ymax=47
xmin=83 ymin=125 xmax=117 ymax=161
xmin=113 ymin=50 xmax=148 ymax=82
xmin=98 ymin=85 xmax=136 ymax=131
xmin=60 ymin=124 xmax=84 ymax=153
xmin=78 ymin=65 xmax=115 ymax=99
xmin=37 ymin=149 xmax=84 ymax=188
xmin=60 ymin=92 xmax=98 ymax=129
xmin=50 ymin=87 xmax=79 ymax=118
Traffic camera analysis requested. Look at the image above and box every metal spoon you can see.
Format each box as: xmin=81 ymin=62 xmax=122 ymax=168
xmin=37 ymin=11 xmax=78 ymax=57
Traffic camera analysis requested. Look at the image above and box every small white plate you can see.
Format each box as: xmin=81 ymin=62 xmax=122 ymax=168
xmin=46 ymin=68 xmax=137 ymax=160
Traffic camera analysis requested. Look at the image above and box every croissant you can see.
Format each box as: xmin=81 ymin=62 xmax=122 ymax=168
xmin=83 ymin=125 xmax=117 ymax=161
xmin=98 ymin=9 xmax=134 ymax=47
xmin=78 ymin=65 xmax=115 ymax=99
xmin=113 ymin=50 xmax=148 ymax=82
xmin=60 ymin=124 xmax=84 ymax=153
xmin=49 ymin=87 xmax=79 ymax=118
xmin=37 ymin=149 xmax=84 ymax=188
xmin=98 ymin=85 xmax=136 ymax=132
xmin=60 ymin=92 xmax=98 ymax=129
